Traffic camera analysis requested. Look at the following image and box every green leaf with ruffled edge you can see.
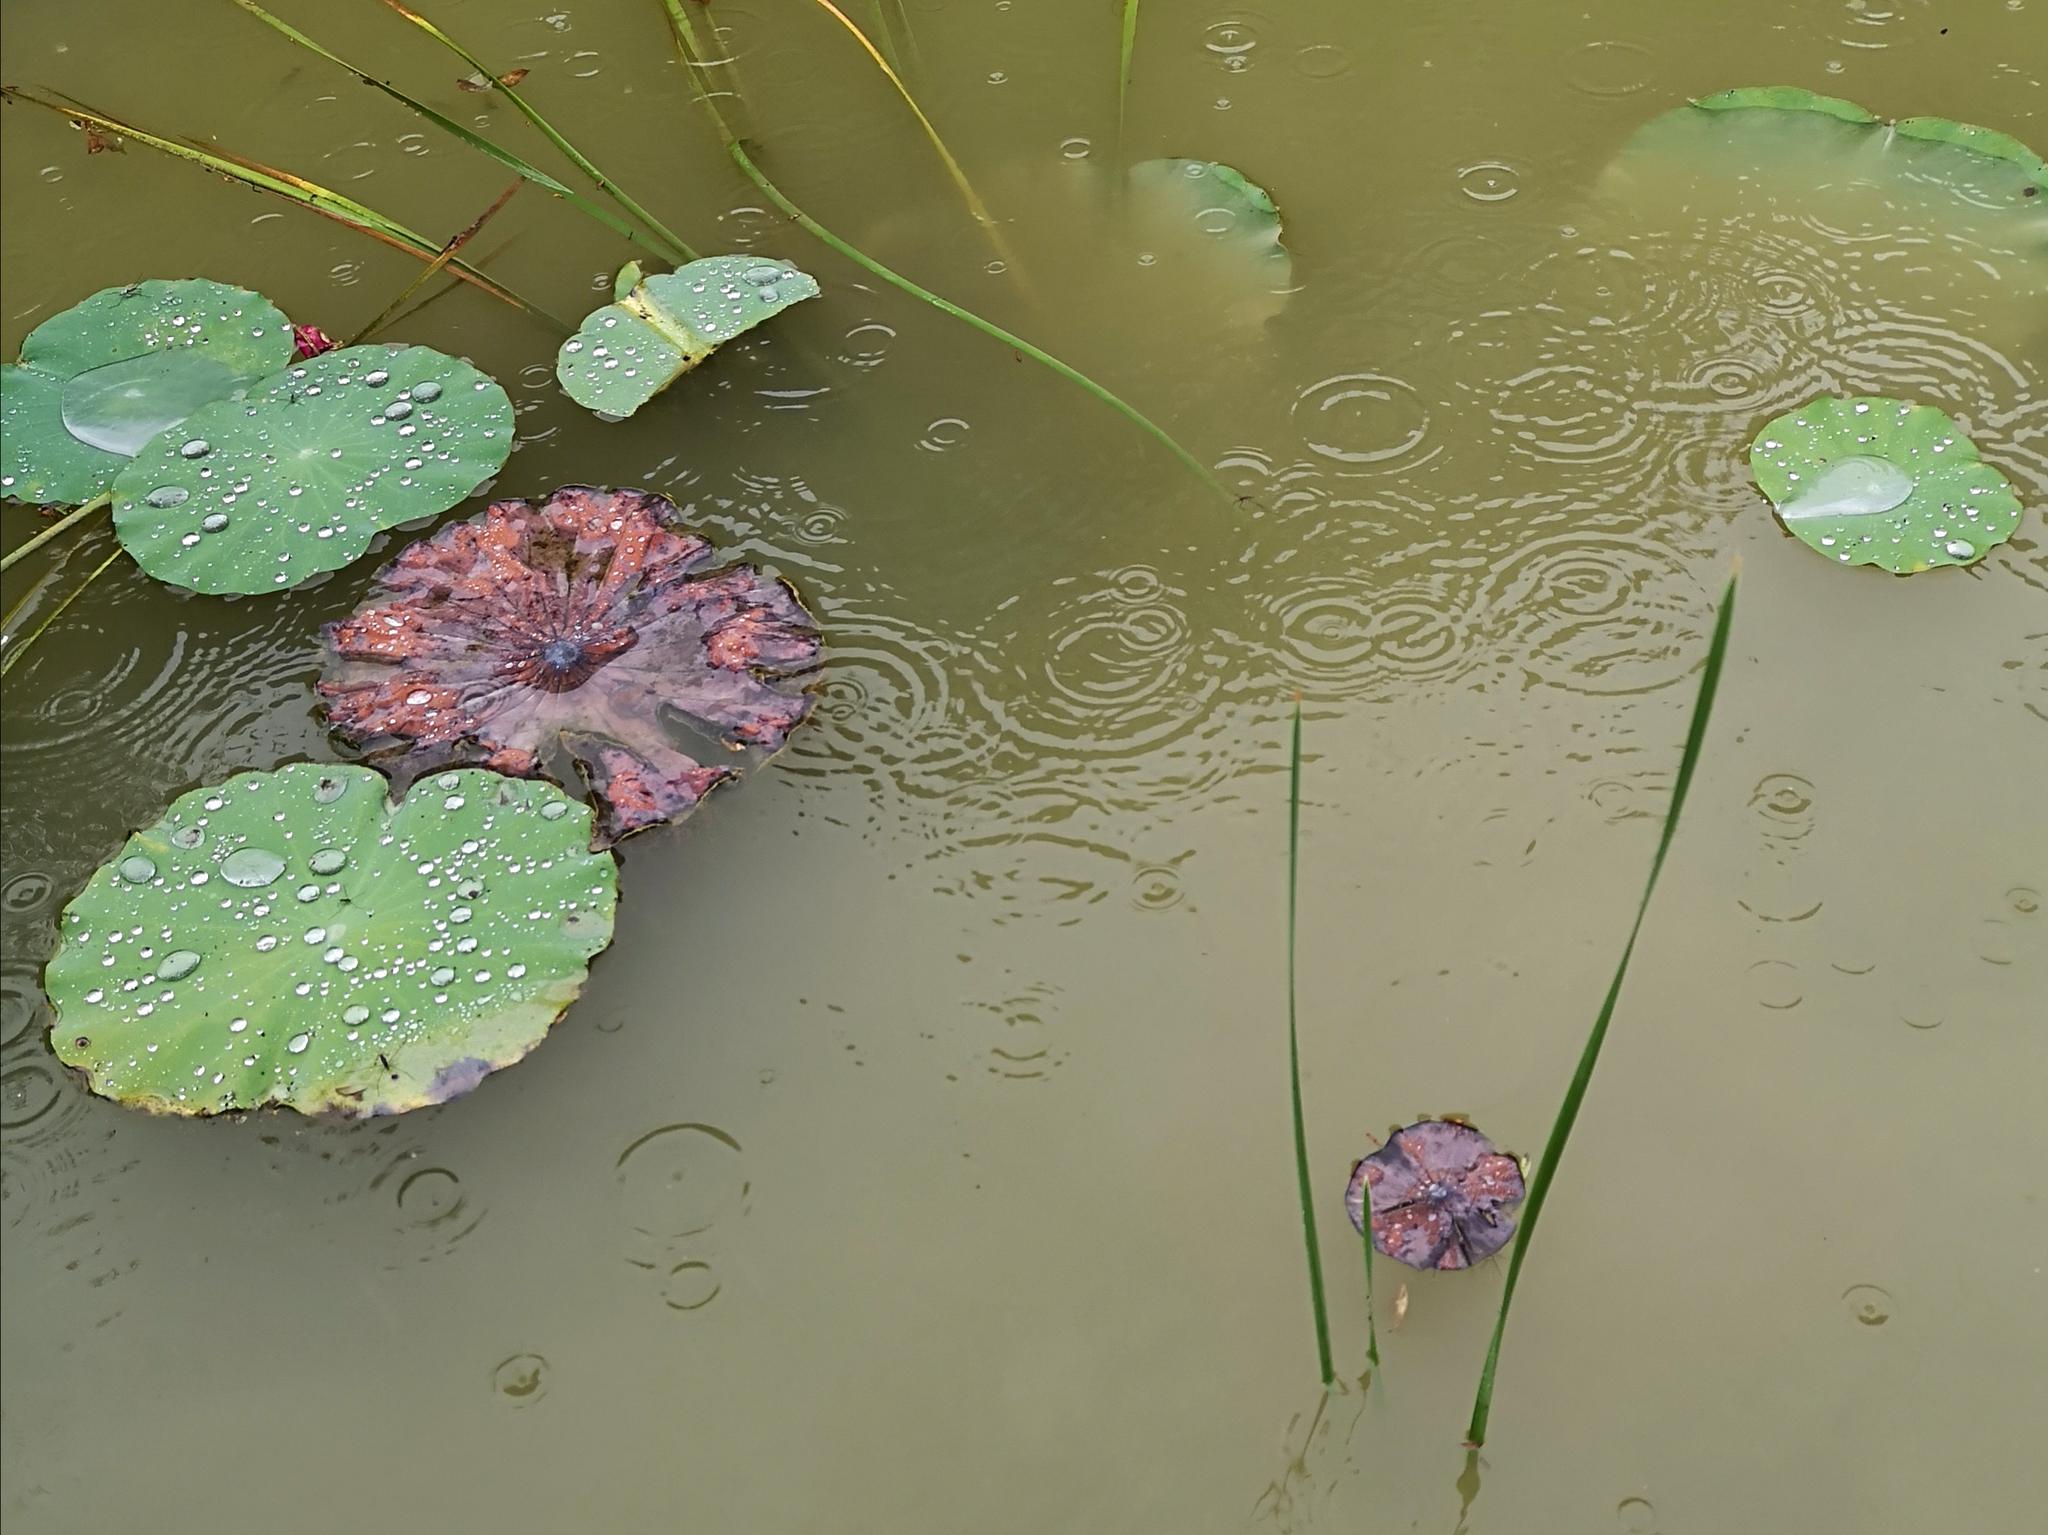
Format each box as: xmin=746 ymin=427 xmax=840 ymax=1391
xmin=557 ymin=255 xmax=820 ymax=419
xmin=45 ymin=763 xmax=616 ymax=1118
xmin=2 ymin=278 xmax=294 ymax=507
xmin=1749 ymin=395 xmax=2024 ymax=573
xmin=111 ymin=343 xmax=513 ymax=595
xmin=1692 ymin=86 xmax=1877 ymax=123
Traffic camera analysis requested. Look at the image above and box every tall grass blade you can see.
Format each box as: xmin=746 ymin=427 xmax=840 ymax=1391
xmin=1464 ymin=570 xmax=1740 ymax=1447
xmin=654 ymin=5 xmax=1221 ymax=500
xmin=379 ymin=1 xmax=698 ymax=263
xmin=1118 ymin=1 xmax=1140 ymax=138
xmin=0 ymin=493 xmax=109 ymax=572
xmin=1360 ymin=1220 xmax=1381 ymax=1372
xmin=231 ymin=0 xmax=676 ymax=261
xmin=0 ymin=87 xmax=560 ymax=323
xmin=347 ymin=178 xmax=522 ymax=344
xmin=0 ymin=541 xmax=124 ymax=679
xmin=801 ymin=0 xmax=1016 ymax=269
xmin=1288 ymin=702 xmax=1336 ymax=1387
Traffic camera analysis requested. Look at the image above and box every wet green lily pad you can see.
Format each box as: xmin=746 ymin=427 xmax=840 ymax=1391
xmin=1 ymin=278 xmax=294 ymax=506
xmin=1749 ymin=396 xmax=2023 ymax=573
xmin=110 ymin=343 xmax=514 ymax=595
xmin=1692 ymin=86 xmax=1877 ymax=124
xmin=44 ymin=763 xmax=617 ymax=1118
xmin=557 ymin=256 xmax=821 ymax=419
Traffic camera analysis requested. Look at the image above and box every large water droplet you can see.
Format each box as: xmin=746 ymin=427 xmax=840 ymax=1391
xmin=201 ymin=512 xmax=229 ymax=533
xmin=1780 ymin=455 xmax=1914 ymax=521
xmin=158 ymin=950 xmax=201 ymax=981
xmin=118 ymin=855 xmax=158 ymax=884
xmin=384 ymin=399 xmax=414 ymax=421
xmin=220 ymin=847 xmax=287 ymax=888
xmin=179 ymin=437 xmax=212 ymax=459
xmin=363 ymin=369 xmax=391 ymax=387
xmin=1944 ymin=538 xmax=1975 ymax=559
xmin=344 ymin=1005 xmax=371 ymax=1025
xmin=431 ymin=966 xmax=456 ymax=986
xmin=410 ymin=380 xmax=443 ymax=403
xmin=286 ymin=1031 xmax=313 ymax=1054
xmin=309 ymin=848 xmax=347 ymax=875
xmin=314 ymin=775 xmax=348 ymax=803
xmin=540 ymin=801 xmax=568 ymax=821
xmin=144 ymin=485 xmax=191 ymax=509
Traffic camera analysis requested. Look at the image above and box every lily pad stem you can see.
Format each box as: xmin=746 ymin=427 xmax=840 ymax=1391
xmin=0 ymin=491 xmax=111 ymax=574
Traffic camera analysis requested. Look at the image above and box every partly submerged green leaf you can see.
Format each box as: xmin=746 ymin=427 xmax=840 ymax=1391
xmin=1894 ymin=115 xmax=2048 ymax=185
xmin=557 ymin=256 xmax=820 ymax=418
xmin=1750 ymin=396 xmax=2023 ymax=573
xmin=1691 ymin=85 xmax=1876 ymax=123
xmin=2 ymin=279 xmax=294 ymax=506
xmin=45 ymin=762 xmax=617 ymax=1118
xmin=111 ymin=343 xmax=514 ymax=595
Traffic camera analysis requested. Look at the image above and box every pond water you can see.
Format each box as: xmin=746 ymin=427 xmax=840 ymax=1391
xmin=2 ymin=1 xmax=2043 ymax=1530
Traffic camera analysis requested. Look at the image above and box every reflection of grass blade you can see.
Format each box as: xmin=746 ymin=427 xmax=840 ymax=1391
xmin=1288 ymin=702 xmax=1337 ymax=1388
xmin=348 ymin=179 xmax=522 ymax=344
xmin=1360 ymin=1221 xmax=1381 ymax=1372
xmin=874 ymin=1 xmax=922 ymax=75
xmin=0 ymin=493 xmax=109 ymax=574
xmin=1119 ymin=1 xmax=1140 ymax=137
xmin=0 ymin=87 xmax=560 ymax=324
xmin=1465 ymin=571 xmax=1739 ymax=1448
xmin=654 ymin=4 xmax=1223 ymax=501
xmin=0 ymin=540 xmax=123 ymax=679
xmin=380 ymin=1 xmax=698 ymax=263
xmin=232 ymin=0 xmax=677 ymax=261
xmin=802 ymin=0 xmax=1016 ymax=268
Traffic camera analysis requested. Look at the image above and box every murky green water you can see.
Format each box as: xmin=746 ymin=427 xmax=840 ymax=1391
xmin=4 ymin=1 xmax=2044 ymax=1529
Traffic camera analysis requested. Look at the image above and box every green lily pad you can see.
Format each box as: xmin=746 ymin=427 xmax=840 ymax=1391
xmin=557 ymin=256 xmax=821 ymax=419
xmin=2 ymin=278 xmax=294 ymax=506
xmin=1692 ymin=86 xmax=1877 ymax=123
xmin=1749 ymin=396 xmax=2024 ymax=573
xmin=44 ymin=763 xmax=617 ymax=1118
xmin=110 ymin=343 xmax=514 ymax=595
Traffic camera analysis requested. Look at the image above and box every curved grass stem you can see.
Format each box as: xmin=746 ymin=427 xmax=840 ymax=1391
xmin=1119 ymin=1 xmax=1140 ymax=139
xmin=1288 ymin=702 xmax=1336 ymax=1387
xmin=0 ymin=492 xmax=110 ymax=574
xmin=1464 ymin=571 xmax=1740 ymax=1447
xmin=380 ymin=1 xmax=699 ymax=263
xmin=232 ymin=0 xmax=680 ymax=262
xmin=0 ymin=542 xmax=124 ymax=679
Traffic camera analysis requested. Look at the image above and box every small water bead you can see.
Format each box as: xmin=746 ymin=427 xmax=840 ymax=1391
xmin=406 ymin=689 xmax=433 ymax=707
xmin=443 ymin=795 xmax=466 ymax=811
xmin=200 ymin=512 xmax=230 ymax=534
xmin=179 ymin=438 xmax=211 ymax=459
xmin=256 ymin=935 xmax=280 ymax=953
xmin=286 ymin=1031 xmax=313 ymax=1055
xmin=344 ymin=1006 xmax=371 ymax=1026
xmin=1944 ymin=539 xmax=1975 ymax=558
xmin=384 ymin=399 xmax=415 ymax=422
xmin=507 ymin=963 xmax=527 ymax=980
xmin=304 ymin=927 xmax=328 ymax=945
xmin=449 ymin=907 xmax=473 ymax=925
xmin=411 ymin=380 xmax=443 ymax=403
xmin=171 ymin=826 xmax=206 ymax=850
xmin=431 ymin=966 xmax=456 ymax=986
xmin=230 ymin=1017 xmax=249 ymax=1033
xmin=144 ymin=485 xmax=190 ymax=509
xmin=157 ymin=950 xmax=201 ymax=981
xmin=363 ymin=369 xmax=390 ymax=387
xmin=221 ymin=847 xmax=286 ymax=888
xmin=118 ymin=856 xmax=158 ymax=884
xmin=540 ymin=801 xmax=569 ymax=821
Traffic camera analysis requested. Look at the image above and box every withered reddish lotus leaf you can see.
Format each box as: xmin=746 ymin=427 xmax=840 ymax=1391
xmin=318 ymin=485 xmax=819 ymax=845
xmin=1344 ymin=1119 xmax=1526 ymax=1272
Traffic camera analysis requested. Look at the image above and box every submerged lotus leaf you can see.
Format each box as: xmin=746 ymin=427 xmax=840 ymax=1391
xmin=44 ymin=763 xmax=616 ymax=1118
xmin=2 ymin=278 xmax=293 ymax=506
xmin=109 ymin=343 xmax=514 ymax=595
xmin=1345 ymin=1119 xmax=1526 ymax=1272
xmin=1126 ymin=157 xmax=1292 ymax=318
xmin=1750 ymin=396 xmax=2022 ymax=572
xmin=557 ymin=256 xmax=821 ymax=419
xmin=318 ymin=485 xmax=820 ymax=846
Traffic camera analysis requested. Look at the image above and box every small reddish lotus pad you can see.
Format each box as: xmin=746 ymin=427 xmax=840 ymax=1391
xmin=318 ymin=485 xmax=819 ymax=846
xmin=1344 ymin=1119 xmax=1526 ymax=1271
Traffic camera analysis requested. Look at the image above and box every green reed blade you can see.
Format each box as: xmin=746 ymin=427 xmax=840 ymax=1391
xmin=0 ymin=540 xmax=124 ymax=679
xmin=1119 ymin=1 xmax=1140 ymax=137
xmin=231 ymin=0 xmax=676 ymax=262
xmin=1289 ymin=702 xmax=1336 ymax=1387
xmin=653 ymin=3 xmax=1224 ymax=502
xmin=0 ymin=87 xmax=560 ymax=324
xmin=1360 ymin=1213 xmax=1381 ymax=1373
xmin=347 ymin=178 xmax=522 ymax=344
xmin=802 ymin=0 xmax=1018 ymax=272
xmin=379 ymin=1 xmax=698 ymax=263
xmin=1464 ymin=569 xmax=1739 ymax=1447
xmin=0 ymin=493 xmax=109 ymax=573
